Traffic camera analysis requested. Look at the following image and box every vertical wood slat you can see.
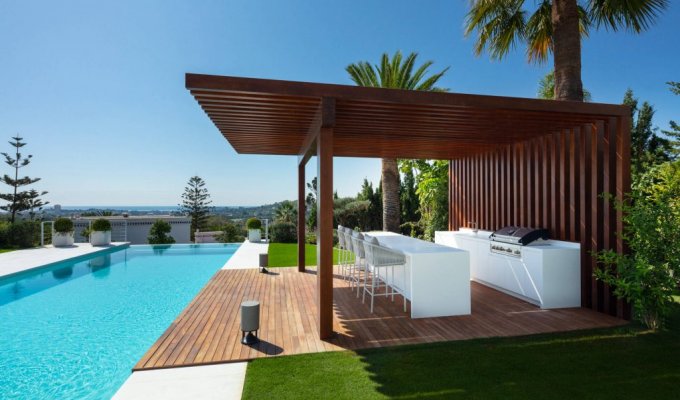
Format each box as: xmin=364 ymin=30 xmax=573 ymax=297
xmin=560 ymin=131 xmax=569 ymax=238
xmin=481 ymin=153 xmax=487 ymax=229
xmin=580 ymin=124 xmax=593 ymax=309
xmin=543 ymin=135 xmax=550 ymax=229
xmin=519 ymin=143 xmax=526 ymax=227
xmin=534 ymin=138 xmax=543 ymax=228
xmin=569 ymin=129 xmax=579 ymax=242
xmin=448 ymin=118 xmax=630 ymax=319
xmin=524 ymin=141 xmax=532 ymax=228
xmin=551 ymin=133 xmax=561 ymax=236
xmin=513 ymin=144 xmax=519 ymax=225
xmin=591 ymin=123 xmax=604 ymax=311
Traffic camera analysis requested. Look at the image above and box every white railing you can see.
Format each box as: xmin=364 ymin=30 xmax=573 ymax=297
xmin=41 ymin=218 xmax=128 ymax=246
xmin=40 ymin=221 xmax=53 ymax=246
xmin=263 ymin=218 xmax=269 ymax=242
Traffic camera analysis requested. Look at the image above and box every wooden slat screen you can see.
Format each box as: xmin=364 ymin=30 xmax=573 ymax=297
xmin=449 ymin=118 xmax=631 ymax=318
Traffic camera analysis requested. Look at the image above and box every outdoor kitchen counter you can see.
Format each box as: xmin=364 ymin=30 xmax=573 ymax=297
xmin=365 ymin=231 xmax=471 ymax=318
xmin=434 ymin=229 xmax=581 ymax=309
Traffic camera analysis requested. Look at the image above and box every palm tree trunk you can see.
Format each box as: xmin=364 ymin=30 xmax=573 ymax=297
xmin=381 ymin=158 xmax=400 ymax=232
xmin=552 ymin=0 xmax=584 ymax=102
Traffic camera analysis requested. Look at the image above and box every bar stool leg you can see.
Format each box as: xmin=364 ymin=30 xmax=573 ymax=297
xmin=390 ymin=266 xmax=395 ymax=302
xmin=402 ymin=264 xmax=407 ymax=312
xmin=370 ymin=270 xmax=377 ymax=313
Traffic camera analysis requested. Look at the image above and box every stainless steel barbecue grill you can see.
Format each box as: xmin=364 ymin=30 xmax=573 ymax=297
xmin=489 ymin=226 xmax=549 ymax=245
xmin=489 ymin=226 xmax=550 ymax=258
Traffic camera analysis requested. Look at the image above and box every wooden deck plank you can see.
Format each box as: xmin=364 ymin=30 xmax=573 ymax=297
xmin=134 ymin=266 xmax=626 ymax=370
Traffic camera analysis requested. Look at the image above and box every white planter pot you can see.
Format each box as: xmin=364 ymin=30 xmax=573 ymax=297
xmin=248 ymin=229 xmax=261 ymax=243
xmin=53 ymin=232 xmax=74 ymax=247
xmin=90 ymin=231 xmax=111 ymax=246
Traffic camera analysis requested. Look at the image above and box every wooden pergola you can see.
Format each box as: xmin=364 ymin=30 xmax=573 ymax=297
xmin=186 ymin=73 xmax=631 ymax=339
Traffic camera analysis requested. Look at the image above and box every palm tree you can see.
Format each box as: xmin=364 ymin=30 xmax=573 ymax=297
xmin=465 ymin=0 xmax=667 ymax=101
xmin=274 ymin=200 xmax=297 ymax=224
xmin=346 ymin=51 xmax=449 ymax=232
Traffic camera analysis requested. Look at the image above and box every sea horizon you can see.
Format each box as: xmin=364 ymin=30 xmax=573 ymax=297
xmin=59 ymin=205 xmax=260 ymax=211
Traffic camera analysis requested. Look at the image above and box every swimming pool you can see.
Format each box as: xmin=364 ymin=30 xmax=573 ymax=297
xmin=0 ymin=244 xmax=239 ymax=399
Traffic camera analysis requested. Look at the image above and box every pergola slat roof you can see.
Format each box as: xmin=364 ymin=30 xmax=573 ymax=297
xmin=186 ymin=73 xmax=628 ymax=160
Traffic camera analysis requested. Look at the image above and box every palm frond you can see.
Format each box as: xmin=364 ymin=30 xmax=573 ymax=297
xmin=588 ymin=0 xmax=668 ymax=32
xmin=525 ymin=0 xmax=552 ymax=63
xmin=465 ymin=0 xmax=527 ymax=60
xmin=347 ymin=51 xmax=449 ymax=92
xmin=417 ymin=67 xmax=451 ymax=92
xmin=345 ymin=62 xmax=378 ymax=87
xmin=408 ymin=60 xmax=435 ymax=90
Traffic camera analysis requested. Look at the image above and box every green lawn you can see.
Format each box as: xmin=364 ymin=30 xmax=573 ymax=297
xmin=243 ymin=303 xmax=680 ymax=399
xmin=0 ymin=248 xmax=16 ymax=254
xmin=267 ymin=243 xmax=342 ymax=267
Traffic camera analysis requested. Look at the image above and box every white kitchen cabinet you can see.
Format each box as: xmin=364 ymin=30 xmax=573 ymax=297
xmin=435 ymin=230 xmax=581 ymax=309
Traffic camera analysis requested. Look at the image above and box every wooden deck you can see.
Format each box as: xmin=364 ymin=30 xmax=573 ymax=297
xmin=134 ymin=267 xmax=625 ymax=370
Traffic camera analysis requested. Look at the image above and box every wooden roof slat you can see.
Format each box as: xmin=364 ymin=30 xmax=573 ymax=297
xmin=186 ymin=73 xmax=629 ymax=159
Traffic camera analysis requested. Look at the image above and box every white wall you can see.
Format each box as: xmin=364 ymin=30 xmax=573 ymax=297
xmin=71 ymin=217 xmax=191 ymax=244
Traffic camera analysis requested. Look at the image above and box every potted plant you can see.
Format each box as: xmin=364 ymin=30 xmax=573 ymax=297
xmin=52 ymin=217 xmax=74 ymax=247
xmin=89 ymin=218 xmax=112 ymax=246
xmin=246 ymin=217 xmax=262 ymax=243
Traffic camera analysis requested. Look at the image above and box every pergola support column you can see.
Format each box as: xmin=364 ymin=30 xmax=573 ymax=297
xmin=317 ymin=125 xmax=334 ymax=339
xmin=297 ymin=162 xmax=306 ymax=272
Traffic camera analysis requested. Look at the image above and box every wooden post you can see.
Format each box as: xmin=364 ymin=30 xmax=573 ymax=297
xmin=298 ymin=161 xmax=306 ymax=272
xmin=317 ymin=127 xmax=334 ymax=339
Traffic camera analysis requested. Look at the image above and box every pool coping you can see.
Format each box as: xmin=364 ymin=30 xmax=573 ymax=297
xmin=0 ymin=243 xmax=130 ymax=280
xmin=221 ymin=240 xmax=268 ymax=269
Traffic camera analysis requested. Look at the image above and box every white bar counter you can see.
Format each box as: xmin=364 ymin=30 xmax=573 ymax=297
xmin=365 ymin=231 xmax=470 ymax=318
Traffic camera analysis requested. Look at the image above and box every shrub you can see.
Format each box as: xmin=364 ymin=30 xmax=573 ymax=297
xmin=334 ymin=200 xmax=371 ymax=231
xmin=271 ymin=222 xmax=297 ymax=243
xmin=147 ymin=220 xmax=176 ymax=245
xmin=217 ymin=221 xmax=245 ymax=243
xmin=306 ymin=232 xmax=317 ymax=245
xmin=81 ymin=227 xmax=91 ymax=241
xmin=246 ymin=217 xmax=262 ymax=230
xmin=595 ymin=161 xmax=680 ymax=329
xmin=0 ymin=221 xmax=10 ymax=247
xmin=91 ymin=218 xmax=111 ymax=232
xmin=53 ymin=218 xmax=74 ymax=233
xmin=400 ymin=221 xmax=424 ymax=239
xmin=6 ymin=221 xmax=40 ymax=248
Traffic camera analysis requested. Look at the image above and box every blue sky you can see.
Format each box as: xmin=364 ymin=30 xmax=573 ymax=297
xmin=1 ymin=0 xmax=678 ymax=206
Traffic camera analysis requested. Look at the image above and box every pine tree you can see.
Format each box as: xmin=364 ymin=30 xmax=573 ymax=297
xmin=357 ymin=178 xmax=382 ymax=230
xmin=1 ymin=136 xmax=48 ymax=223
xmin=179 ymin=176 xmax=212 ymax=241
xmin=623 ymin=89 xmax=671 ymax=178
xmin=400 ymin=168 xmax=420 ymax=223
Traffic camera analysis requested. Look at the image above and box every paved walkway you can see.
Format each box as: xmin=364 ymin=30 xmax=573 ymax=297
xmin=113 ymin=363 xmax=247 ymax=400
xmin=222 ymin=240 xmax=269 ymax=269
xmin=0 ymin=242 xmax=128 ymax=279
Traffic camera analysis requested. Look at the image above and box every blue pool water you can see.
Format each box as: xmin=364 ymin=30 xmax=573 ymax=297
xmin=0 ymin=244 xmax=239 ymax=399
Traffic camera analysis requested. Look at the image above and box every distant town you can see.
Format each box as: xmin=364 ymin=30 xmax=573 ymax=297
xmin=45 ymin=203 xmax=284 ymax=221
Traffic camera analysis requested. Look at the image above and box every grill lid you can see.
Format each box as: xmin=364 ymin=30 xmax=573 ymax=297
xmin=489 ymin=226 xmax=549 ymax=245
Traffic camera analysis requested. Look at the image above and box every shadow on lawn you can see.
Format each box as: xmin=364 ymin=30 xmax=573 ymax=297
xmin=355 ymin=303 xmax=680 ymax=399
